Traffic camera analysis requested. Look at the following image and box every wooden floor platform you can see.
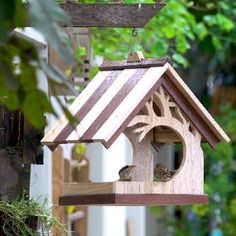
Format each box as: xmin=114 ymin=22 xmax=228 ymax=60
xmin=59 ymin=194 xmax=208 ymax=206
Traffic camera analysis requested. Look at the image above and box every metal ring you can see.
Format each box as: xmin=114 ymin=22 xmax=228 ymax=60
xmin=132 ymin=28 xmax=138 ymax=37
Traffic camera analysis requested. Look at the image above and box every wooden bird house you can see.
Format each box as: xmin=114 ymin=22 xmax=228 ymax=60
xmin=42 ymin=54 xmax=230 ymax=206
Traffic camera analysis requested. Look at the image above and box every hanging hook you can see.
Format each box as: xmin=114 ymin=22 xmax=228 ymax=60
xmin=132 ymin=28 xmax=138 ymax=37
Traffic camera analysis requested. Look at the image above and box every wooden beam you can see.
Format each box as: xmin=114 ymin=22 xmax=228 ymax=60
xmin=162 ymin=75 xmax=220 ymax=148
xmin=59 ymin=193 xmax=208 ymax=206
xmin=153 ymin=129 xmax=181 ymax=143
xmin=52 ymin=146 xmax=65 ymax=235
xmin=59 ymin=2 xmax=165 ymax=28
xmin=153 ymin=129 xmax=207 ymax=143
xmin=99 ymin=58 xmax=172 ymax=71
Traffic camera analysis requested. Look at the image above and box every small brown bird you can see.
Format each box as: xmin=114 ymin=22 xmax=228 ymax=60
xmin=118 ymin=165 xmax=135 ymax=181
xmin=154 ymin=163 xmax=176 ymax=182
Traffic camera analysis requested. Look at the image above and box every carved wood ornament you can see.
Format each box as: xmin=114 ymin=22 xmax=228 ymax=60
xmin=125 ymin=86 xmax=204 ymax=194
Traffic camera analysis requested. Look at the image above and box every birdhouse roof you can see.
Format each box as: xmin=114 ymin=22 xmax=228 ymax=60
xmin=42 ymin=58 xmax=230 ymax=150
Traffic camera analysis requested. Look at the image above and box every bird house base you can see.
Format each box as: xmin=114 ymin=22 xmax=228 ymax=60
xmin=59 ymin=182 xmax=208 ymax=206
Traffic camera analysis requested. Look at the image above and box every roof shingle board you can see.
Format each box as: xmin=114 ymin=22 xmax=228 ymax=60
xmin=42 ymin=61 xmax=230 ymax=149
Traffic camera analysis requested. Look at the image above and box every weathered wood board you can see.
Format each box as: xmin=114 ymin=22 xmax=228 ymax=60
xmin=59 ymin=193 xmax=208 ymax=206
xmin=60 ymin=2 xmax=165 ymax=28
xmin=0 ymin=107 xmax=30 ymax=201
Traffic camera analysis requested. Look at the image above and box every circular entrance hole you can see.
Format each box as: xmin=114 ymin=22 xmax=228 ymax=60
xmin=152 ymin=126 xmax=185 ymax=182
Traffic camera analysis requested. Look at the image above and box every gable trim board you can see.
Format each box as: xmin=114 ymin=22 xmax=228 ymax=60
xmin=42 ymin=62 xmax=230 ymax=149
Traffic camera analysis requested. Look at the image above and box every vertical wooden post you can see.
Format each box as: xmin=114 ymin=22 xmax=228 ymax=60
xmin=52 ymin=146 xmax=66 ymax=235
xmin=71 ymin=146 xmax=89 ymax=236
xmin=0 ymin=106 xmax=30 ymax=201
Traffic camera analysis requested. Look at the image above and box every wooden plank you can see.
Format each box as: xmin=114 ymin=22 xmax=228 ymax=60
xmin=99 ymin=58 xmax=172 ymax=71
xmin=60 ymin=2 xmax=165 ymax=28
xmin=165 ymin=64 xmax=230 ymax=144
xmin=63 ymin=182 xmax=114 ymax=195
xmin=67 ymin=69 xmax=137 ymax=142
xmin=0 ymin=107 xmax=30 ymax=201
xmin=153 ymin=128 xmax=208 ymax=143
xmin=64 ymin=158 xmax=71 ymax=183
xmin=59 ymin=193 xmax=208 ymax=206
xmin=41 ymin=70 xmax=112 ymax=146
xmin=153 ymin=129 xmax=181 ymax=143
xmin=63 ymin=179 xmax=204 ymax=195
xmin=71 ymin=147 xmax=89 ymax=236
xmin=162 ymin=74 xmax=220 ymax=148
xmin=52 ymin=146 xmax=65 ymax=235
xmin=49 ymin=28 xmax=91 ymax=96
xmin=80 ymin=69 xmax=148 ymax=141
xmin=93 ymin=66 xmax=166 ymax=148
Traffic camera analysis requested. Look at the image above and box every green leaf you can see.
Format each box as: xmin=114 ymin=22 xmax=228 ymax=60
xmin=161 ymin=26 xmax=176 ymax=39
xmin=204 ymin=15 xmax=217 ymax=26
xmin=154 ymin=40 xmax=168 ymax=56
xmin=176 ymin=34 xmax=190 ymax=53
xmin=76 ymin=47 xmax=86 ymax=59
xmin=172 ymin=53 xmax=189 ymax=68
xmin=194 ymin=23 xmax=208 ymax=40
xmin=0 ymin=60 xmax=19 ymax=90
xmin=75 ymin=143 xmax=86 ymax=155
xmin=212 ymin=35 xmax=222 ymax=49
xmin=216 ymin=13 xmax=234 ymax=32
xmin=22 ymin=92 xmax=45 ymax=128
xmin=22 ymin=90 xmax=54 ymax=129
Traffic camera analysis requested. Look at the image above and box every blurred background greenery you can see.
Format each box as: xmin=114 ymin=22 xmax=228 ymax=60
xmin=0 ymin=0 xmax=236 ymax=235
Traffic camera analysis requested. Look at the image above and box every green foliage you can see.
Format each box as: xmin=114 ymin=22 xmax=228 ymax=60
xmin=0 ymin=0 xmax=75 ymax=129
xmin=28 ymin=0 xmax=74 ymax=65
xmin=92 ymin=0 xmax=236 ymax=69
xmin=0 ymin=195 xmax=67 ymax=236
xmin=150 ymin=105 xmax=236 ymax=235
xmin=75 ymin=143 xmax=87 ymax=156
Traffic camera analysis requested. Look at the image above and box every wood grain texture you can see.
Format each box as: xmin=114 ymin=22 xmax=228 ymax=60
xmin=71 ymin=147 xmax=88 ymax=236
xmin=165 ymin=64 xmax=230 ymax=145
xmin=49 ymin=28 xmax=91 ymax=96
xmin=52 ymin=146 xmax=65 ymax=234
xmin=81 ymin=69 xmax=148 ymax=140
xmin=0 ymin=107 xmax=30 ymax=201
xmin=127 ymin=86 xmax=204 ymax=194
xmin=153 ymin=129 xmax=182 ymax=143
xmin=42 ymin=61 xmax=229 ymax=150
xmin=125 ymin=129 xmax=153 ymax=181
xmin=59 ymin=193 xmax=208 ymax=206
xmin=60 ymin=2 xmax=165 ymax=28
xmin=63 ymin=182 xmax=114 ymax=195
xmin=67 ymin=69 xmax=136 ymax=142
xmin=99 ymin=58 xmax=172 ymax=71
xmin=93 ymin=66 xmax=167 ymax=148
xmin=41 ymin=70 xmax=112 ymax=145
